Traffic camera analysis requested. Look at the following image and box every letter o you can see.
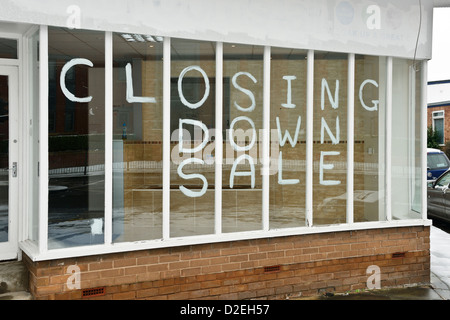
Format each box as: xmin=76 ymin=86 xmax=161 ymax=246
xmin=228 ymin=116 xmax=256 ymax=152
xmin=178 ymin=65 xmax=210 ymax=109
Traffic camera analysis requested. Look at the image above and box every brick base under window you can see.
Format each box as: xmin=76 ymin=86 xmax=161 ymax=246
xmin=23 ymin=226 xmax=430 ymax=300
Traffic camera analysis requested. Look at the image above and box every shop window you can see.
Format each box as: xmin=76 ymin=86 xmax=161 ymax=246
xmin=313 ymin=52 xmax=348 ymax=225
xmin=222 ymin=44 xmax=264 ymax=233
xmin=391 ymin=59 xmax=423 ymax=219
xmin=112 ymin=32 xmax=164 ymax=242
xmin=269 ymin=47 xmax=307 ymax=229
xmin=47 ymin=27 xmax=105 ymax=249
xmin=354 ymin=55 xmax=386 ymax=222
xmin=39 ymin=27 xmax=427 ymax=255
xmin=170 ymin=38 xmax=217 ymax=237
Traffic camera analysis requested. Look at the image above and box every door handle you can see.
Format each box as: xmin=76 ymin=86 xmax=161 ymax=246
xmin=12 ymin=162 xmax=17 ymax=177
xmin=1 ymin=162 xmax=17 ymax=177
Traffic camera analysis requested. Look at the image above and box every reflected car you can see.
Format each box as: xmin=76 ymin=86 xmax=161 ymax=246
xmin=316 ymin=190 xmax=379 ymax=222
xmin=427 ymin=169 xmax=450 ymax=223
xmin=427 ymin=148 xmax=450 ymax=181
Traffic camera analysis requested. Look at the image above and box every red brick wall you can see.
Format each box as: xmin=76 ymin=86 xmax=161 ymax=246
xmin=23 ymin=226 xmax=430 ymax=300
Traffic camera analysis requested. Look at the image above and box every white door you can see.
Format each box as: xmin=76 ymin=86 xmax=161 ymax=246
xmin=0 ymin=66 xmax=19 ymax=261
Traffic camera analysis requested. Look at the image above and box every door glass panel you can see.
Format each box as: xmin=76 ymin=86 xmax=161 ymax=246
xmin=0 ymin=75 xmax=9 ymax=243
xmin=48 ymin=27 xmax=105 ymax=249
xmin=0 ymin=38 xmax=17 ymax=59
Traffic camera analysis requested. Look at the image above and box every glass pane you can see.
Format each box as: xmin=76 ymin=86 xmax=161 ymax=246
xmin=391 ymin=58 xmax=422 ymax=219
xmin=313 ymin=52 xmax=348 ymax=225
xmin=434 ymin=118 xmax=444 ymax=145
xmin=170 ymin=38 xmax=216 ymax=237
xmin=0 ymin=75 xmax=9 ymax=243
xmin=270 ymin=47 xmax=307 ymax=228
xmin=223 ymin=43 xmax=263 ymax=233
xmin=47 ymin=27 xmax=105 ymax=249
xmin=354 ymin=55 xmax=386 ymax=222
xmin=112 ymin=32 xmax=164 ymax=242
xmin=0 ymin=38 xmax=17 ymax=59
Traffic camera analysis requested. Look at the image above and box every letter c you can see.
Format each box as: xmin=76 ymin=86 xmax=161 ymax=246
xmin=60 ymin=58 xmax=93 ymax=103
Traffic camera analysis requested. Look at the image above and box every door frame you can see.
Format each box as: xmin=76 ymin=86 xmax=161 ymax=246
xmin=0 ymin=65 xmax=19 ymax=261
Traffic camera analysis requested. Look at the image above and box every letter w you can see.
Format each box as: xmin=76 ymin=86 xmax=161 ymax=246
xmin=276 ymin=116 xmax=302 ymax=148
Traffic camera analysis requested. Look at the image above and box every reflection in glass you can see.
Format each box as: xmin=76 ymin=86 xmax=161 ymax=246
xmin=269 ymin=47 xmax=307 ymax=229
xmin=112 ymin=32 xmax=163 ymax=242
xmin=47 ymin=27 xmax=105 ymax=249
xmin=0 ymin=76 xmax=9 ymax=243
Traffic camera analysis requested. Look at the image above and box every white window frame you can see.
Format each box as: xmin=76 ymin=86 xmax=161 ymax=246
xmin=19 ymin=27 xmax=431 ymax=262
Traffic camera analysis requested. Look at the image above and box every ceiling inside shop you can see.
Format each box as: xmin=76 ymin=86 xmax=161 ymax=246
xmin=48 ymin=27 xmax=307 ymax=64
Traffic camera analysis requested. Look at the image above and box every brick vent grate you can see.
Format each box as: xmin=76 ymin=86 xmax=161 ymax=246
xmin=82 ymin=287 xmax=106 ymax=298
xmin=264 ymin=265 xmax=281 ymax=273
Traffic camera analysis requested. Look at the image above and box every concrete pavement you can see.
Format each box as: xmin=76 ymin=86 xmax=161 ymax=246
xmin=296 ymin=272 xmax=450 ymax=300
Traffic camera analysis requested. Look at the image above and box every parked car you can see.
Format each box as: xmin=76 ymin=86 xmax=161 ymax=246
xmin=427 ymin=169 xmax=450 ymax=223
xmin=427 ymin=148 xmax=450 ymax=181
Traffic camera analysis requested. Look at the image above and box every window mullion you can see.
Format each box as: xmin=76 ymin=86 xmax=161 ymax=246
xmin=347 ymin=53 xmax=355 ymax=224
xmin=262 ymin=46 xmax=270 ymax=231
xmin=163 ymin=37 xmax=171 ymax=240
xmin=421 ymin=61 xmax=428 ymax=220
xmin=386 ymin=57 xmax=393 ymax=221
xmin=38 ymin=25 xmax=49 ymax=254
xmin=104 ymin=31 xmax=113 ymax=245
xmin=215 ymin=42 xmax=223 ymax=235
xmin=306 ymin=50 xmax=314 ymax=227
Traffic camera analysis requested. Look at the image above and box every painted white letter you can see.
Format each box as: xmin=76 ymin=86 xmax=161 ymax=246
xmin=281 ymin=75 xmax=297 ymax=109
xmin=178 ymin=65 xmax=210 ymax=109
xmin=125 ymin=63 xmax=156 ymax=104
xmin=179 ymin=119 xmax=209 ymax=154
xmin=321 ymin=116 xmax=340 ymax=145
xmin=278 ymin=152 xmax=299 ymax=185
xmin=320 ymin=151 xmax=341 ymax=186
xmin=229 ymin=116 xmax=256 ymax=152
xmin=321 ymin=78 xmax=339 ymax=110
xmin=178 ymin=158 xmax=208 ymax=198
xmin=359 ymin=79 xmax=379 ymax=111
xmin=232 ymin=72 xmax=257 ymax=112
xmin=230 ymin=154 xmax=255 ymax=189
xmin=60 ymin=58 xmax=93 ymax=103
xmin=276 ymin=116 xmax=302 ymax=148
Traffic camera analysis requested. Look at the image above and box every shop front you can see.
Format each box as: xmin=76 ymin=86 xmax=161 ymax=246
xmin=0 ymin=0 xmax=434 ymax=299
